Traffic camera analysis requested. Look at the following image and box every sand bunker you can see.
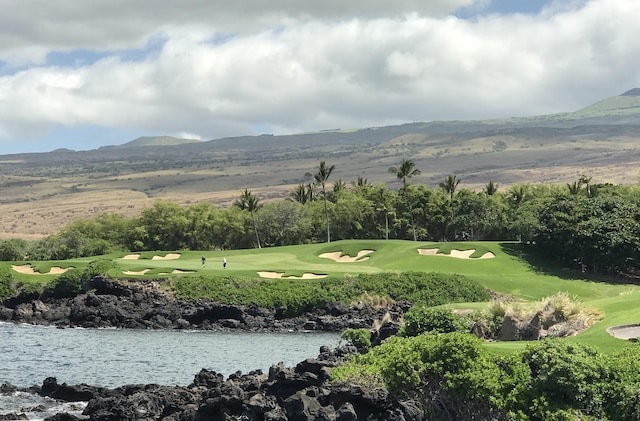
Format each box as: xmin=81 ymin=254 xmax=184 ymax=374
xmin=417 ymin=248 xmax=495 ymax=259
xmin=121 ymin=254 xmax=141 ymax=260
xmin=607 ymin=324 xmax=640 ymax=340
xmin=152 ymin=253 xmax=181 ymax=260
xmin=123 ymin=269 xmax=151 ymax=275
xmin=319 ymin=250 xmax=374 ymax=262
xmin=11 ymin=265 xmax=73 ymax=275
xmin=171 ymin=269 xmax=195 ymax=274
xmin=257 ymin=271 xmax=327 ymax=279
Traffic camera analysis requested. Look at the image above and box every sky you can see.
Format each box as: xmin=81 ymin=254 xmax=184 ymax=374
xmin=0 ymin=0 xmax=639 ymax=154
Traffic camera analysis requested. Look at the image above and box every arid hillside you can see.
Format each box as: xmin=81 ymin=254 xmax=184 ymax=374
xmin=1 ymin=90 xmax=639 ymax=239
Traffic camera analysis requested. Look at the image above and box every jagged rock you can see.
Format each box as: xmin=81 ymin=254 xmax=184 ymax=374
xmin=283 ymin=389 xmax=336 ymax=421
xmin=1 ymin=276 xmax=396 ymax=332
xmin=43 ymin=413 xmax=81 ymax=421
xmin=498 ymin=314 xmax=520 ymax=341
xmin=40 ymin=377 xmax=101 ymax=402
xmin=0 ymin=413 xmax=28 ymax=420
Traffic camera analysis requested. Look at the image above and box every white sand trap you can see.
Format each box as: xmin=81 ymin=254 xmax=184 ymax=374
xmin=418 ymin=248 xmax=439 ymax=255
xmin=121 ymin=254 xmax=141 ymax=260
xmin=319 ymin=250 xmax=374 ymax=262
xmin=152 ymin=253 xmax=181 ymax=260
xmin=123 ymin=269 xmax=151 ymax=275
xmin=171 ymin=269 xmax=195 ymax=274
xmin=257 ymin=271 xmax=327 ymax=279
xmin=607 ymin=324 xmax=640 ymax=340
xmin=11 ymin=265 xmax=73 ymax=275
xmin=417 ymin=249 xmax=495 ymax=259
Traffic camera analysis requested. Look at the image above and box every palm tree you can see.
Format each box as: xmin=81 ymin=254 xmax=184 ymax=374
xmin=332 ymin=179 xmax=347 ymax=198
xmin=306 ymin=161 xmax=335 ymax=243
xmin=291 ymin=183 xmax=316 ymax=204
xmin=484 ymin=180 xmax=498 ymax=195
xmin=351 ymin=176 xmax=373 ymax=192
xmin=439 ymin=174 xmax=461 ymax=203
xmin=509 ymin=184 xmax=528 ymax=208
xmin=567 ymin=181 xmax=581 ymax=195
xmin=388 ymin=159 xmax=421 ymax=241
xmin=579 ymin=174 xmax=593 ymax=197
xmin=234 ymin=189 xmax=262 ymax=248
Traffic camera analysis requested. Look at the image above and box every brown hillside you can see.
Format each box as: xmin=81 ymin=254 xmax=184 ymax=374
xmin=1 ymin=92 xmax=639 ymax=239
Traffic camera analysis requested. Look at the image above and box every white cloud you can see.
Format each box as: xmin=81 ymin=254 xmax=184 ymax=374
xmin=0 ymin=0 xmax=639 ymax=150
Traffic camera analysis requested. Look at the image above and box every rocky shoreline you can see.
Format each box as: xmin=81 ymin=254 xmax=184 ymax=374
xmin=0 ymin=276 xmax=407 ymax=333
xmin=0 ymin=277 xmax=417 ymax=420
xmin=1 ymin=345 xmax=424 ymax=421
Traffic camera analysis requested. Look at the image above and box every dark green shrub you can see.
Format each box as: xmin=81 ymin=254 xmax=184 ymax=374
xmin=517 ymin=339 xmax=614 ymax=419
xmin=0 ymin=238 xmax=29 ymax=261
xmin=45 ymin=269 xmax=83 ymax=298
xmin=173 ymin=272 xmax=489 ymax=316
xmin=342 ymin=328 xmax=372 ymax=351
xmin=82 ymin=258 xmax=115 ymax=279
xmin=399 ymin=307 xmax=469 ymax=337
xmin=0 ymin=266 xmax=14 ymax=299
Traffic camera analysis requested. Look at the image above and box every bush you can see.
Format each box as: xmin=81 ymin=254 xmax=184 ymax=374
xmin=516 ymin=340 xmax=615 ymax=419
xmin=399 ymin=307 xmax=469 ymax=337
xmin=82 ymin=258 xmax=115 ymax=279
xmin=45 ymin=269 xmax=83 ymax=298
xmin=172 ymin=272 xmax=489 ymax=316
xmin=0 ymin=266 xmax=14 ymax=299
xmin=0 ymin=238 xmax=29 ymax=261
xmin=341 ymin=328 xmax=372 ymax=351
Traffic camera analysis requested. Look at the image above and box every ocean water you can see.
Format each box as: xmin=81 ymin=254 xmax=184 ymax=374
xmin=0 ymin=322 xmax=341 ymax=420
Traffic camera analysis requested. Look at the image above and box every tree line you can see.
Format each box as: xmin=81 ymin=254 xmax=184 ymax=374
xmin=1 ymin=160 xmax=639 ymax=274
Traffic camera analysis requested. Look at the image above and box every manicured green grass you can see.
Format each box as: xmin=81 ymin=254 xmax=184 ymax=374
xmin=2 ymin=239 xmax=638 ymax=353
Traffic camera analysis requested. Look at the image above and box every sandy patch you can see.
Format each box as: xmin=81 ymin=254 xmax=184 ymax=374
xmin=121 ymin=254 xmax=141 ymax=260
xmin=606 ymin=324 xmax=640 ymax=340
xmin=257 ymin=271 xmax=327 ymax=279
xmin=152 ymin=253 xmax=181 ymax=260
xmin=417 ymin=248 xmax=495 ymax=259
xmin=171 ymin=269 xmax=195 ymax=274
xmin=123 ymin=269 xmax=151 ymax=275
xmin=319 ymin=250 xmax=374 ymax=262
xmin=11 ymin=264 xmax=73 ymax=275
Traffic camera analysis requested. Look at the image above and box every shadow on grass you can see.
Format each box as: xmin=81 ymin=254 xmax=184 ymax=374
xmin=499 ymin=242 xmax=639 ymax=285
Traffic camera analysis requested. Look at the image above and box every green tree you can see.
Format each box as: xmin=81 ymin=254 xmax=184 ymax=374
xmin=388 ymin=159 xmax=421 ymax=241
xmin=0 ymin=238 xmax=29 ymax=261
xmin=234 ymin=189 xmax=262 ymax=248
xmin=256 ymin=200 xmax=309 ymax=246
xmin=484 ymin=180 xmax=498 ymax=195
xmin=306 ymin=161 xmax=336 ymax=243
xmin=439 ymin=174 xmax=461 ymax=203
xmin=291 ymin=183 xmax=312 ymax=204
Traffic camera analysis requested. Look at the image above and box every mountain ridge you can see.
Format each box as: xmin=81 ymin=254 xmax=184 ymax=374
xmin=1 ymin=89 xmax=639 ymax=238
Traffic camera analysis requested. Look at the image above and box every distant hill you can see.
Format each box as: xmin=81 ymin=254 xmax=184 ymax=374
xmin=1 ymin=89 xmax=640 ymax=238
xmin=101 ymin=136 xmax=200 ymax=149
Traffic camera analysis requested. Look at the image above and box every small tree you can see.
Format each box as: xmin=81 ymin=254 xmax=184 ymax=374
xmin=306 ymin=161 xmax=336 ymax=243
xmin=234 ymin=189 xmax=262 ymax=248
xmin=388 ymin=159 xmax=421 ymax=241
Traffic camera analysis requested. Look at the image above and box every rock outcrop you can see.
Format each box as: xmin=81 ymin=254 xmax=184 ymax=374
xmin=0 ymin=276 xmax=405 ymax=333
xmin=9 ymin=346 xmax=423 ymax=421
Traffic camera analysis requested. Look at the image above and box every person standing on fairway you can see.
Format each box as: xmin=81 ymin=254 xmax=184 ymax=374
xmin=201 ymin=255 xmax=206 ymax=266
xmin=223 ymin=257 xmax=227 ymax=269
